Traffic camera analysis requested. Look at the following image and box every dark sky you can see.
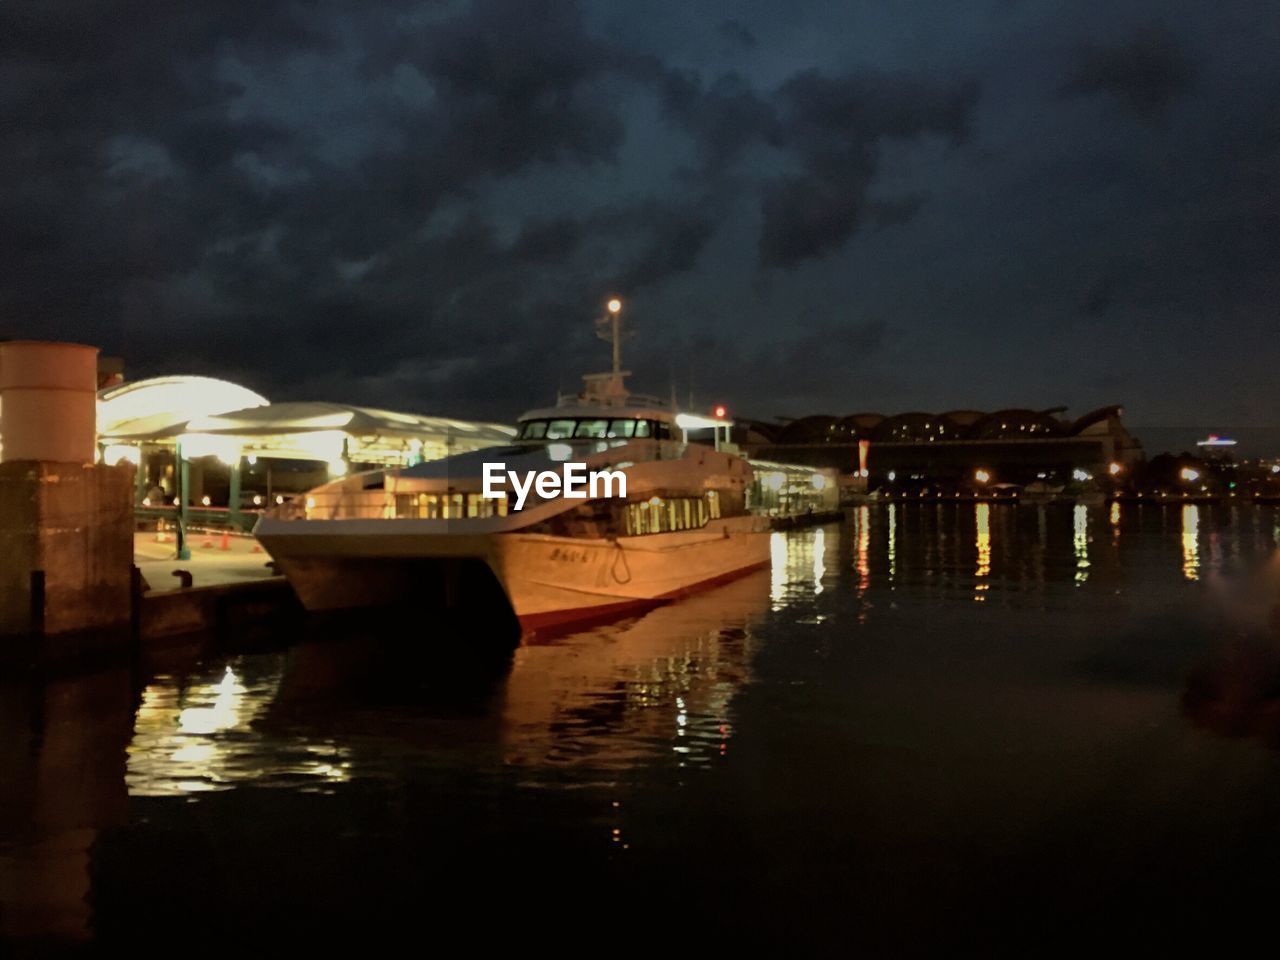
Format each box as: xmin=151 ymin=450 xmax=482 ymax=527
xmin=4 ymin=1 xmax=1278 ymax=428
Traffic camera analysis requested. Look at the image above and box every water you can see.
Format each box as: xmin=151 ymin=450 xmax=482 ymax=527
xmin=5 ymin=502 xmax=1280 ymax=951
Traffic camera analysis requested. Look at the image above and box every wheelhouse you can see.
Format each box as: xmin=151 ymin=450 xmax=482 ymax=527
xmin=516 ymin=416 xmax=675 ymax=442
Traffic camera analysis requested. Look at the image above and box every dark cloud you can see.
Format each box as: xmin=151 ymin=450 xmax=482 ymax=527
xmin=1061 ymin=25 xmax=1197 ymax=117
xmin=718 ymin=19 xmax=758 ymax=51
xmin=0 ymin=1 xmax=1276 ymax=430
xmin=869 ymin=194 xmax=927 ymax=231
xmin=759 ymin=178 xmax=863 ymax=267
xmin=657 ymin=318 xmax=892 ymax=415
xmin=758 ymin=71 xmax=977 ymax=268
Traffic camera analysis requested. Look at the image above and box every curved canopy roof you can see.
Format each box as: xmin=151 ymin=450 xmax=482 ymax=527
xmin=97 ymin=376 xmax=516 ymax=458
xmin=187 ymin=401 xmax=515 ymax=443
xmin=98 ymin=375 xmax=268 ymax=439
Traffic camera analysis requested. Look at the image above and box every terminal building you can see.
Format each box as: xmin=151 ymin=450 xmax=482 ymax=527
xmin=743 ymin=406 xmax=1143 ymax=490
xmin=96 ymin=375 xmax=515 ymax=519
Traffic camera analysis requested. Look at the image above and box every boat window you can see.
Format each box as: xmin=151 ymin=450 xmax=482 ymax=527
xmin=545 ymin=419 xmax=577 ymax=440
xmin=623 ymin=496 xmax=711 ymax=536
xmin=573 ymin=419 xmax=609 ymax=438
xmin=520 ymin=420 xmax=548 ymax=439
xmin=634 ymin=420 xmax=652 ymax=438
xmin=707 ymin=491 xmax=721 ymax=519
xmin=607 ymin=419 xmax=636 ymax=438
xmin=655 ymin=421 xmax=672 ymax=440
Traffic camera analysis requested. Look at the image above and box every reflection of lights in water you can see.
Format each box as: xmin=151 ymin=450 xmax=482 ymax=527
xmin=1110 ymin=501 xmax=1121 ymax=527
xmin=856 ymin=505 xmax=870 ymax=594
xmin=177 ymin=665 xmax=244 ymax=735
xmin=768 ymin=528 xmax=827 ymax=613
xmin=127 ymin=661 xmax=351 ymax=796
xmin=974 ymin=503 xmax=990 ymax=601
xmin=1182 ymin=504 xmax=1200 ymax=581
xmin=888 ymin=503 xmax=897 ymax=583
xmin=1073 ymin=504 xmax=1090 ymax=584
xmin=812 ymin=525 xmax=826 ymax=596
xmin=769 ymin=531 xmax=787 ymax=610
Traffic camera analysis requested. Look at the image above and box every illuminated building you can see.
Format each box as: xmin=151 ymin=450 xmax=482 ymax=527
xmin=743 ymin=406 xmax=1143 ymax=487
xmin=96 ymin=375 xmax=515 ymax=513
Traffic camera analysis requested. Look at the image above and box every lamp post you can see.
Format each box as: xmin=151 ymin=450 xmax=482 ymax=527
xmin=228 ymin=454 xmax=242 ymax=530
xmin=175 ymin=440 xmax=191 ymax=561
xmin=606 ymin=297 xmax=623 ymax=377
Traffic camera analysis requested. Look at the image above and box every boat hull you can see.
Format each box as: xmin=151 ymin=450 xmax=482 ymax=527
xmin=256 ymin=516 xmax=772 ymax=630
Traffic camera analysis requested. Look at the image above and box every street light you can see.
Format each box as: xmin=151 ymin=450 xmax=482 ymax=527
xmin=974 ymin=468 xmax=991 ymax=484
xmin=607 ymin=297 xmax=622 ymax=314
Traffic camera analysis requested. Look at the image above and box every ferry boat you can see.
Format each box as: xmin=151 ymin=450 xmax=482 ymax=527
xmin=254 ymin=307 xmax=773 ymax=631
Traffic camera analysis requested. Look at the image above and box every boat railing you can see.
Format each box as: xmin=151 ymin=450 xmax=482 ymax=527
xmin=270 ymin=489 xmax=395 ymax=521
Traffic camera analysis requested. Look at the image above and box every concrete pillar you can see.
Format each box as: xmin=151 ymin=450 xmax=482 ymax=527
xmin=0 ymin=341 xmax=134 ymax=640
xmin=0 ymin=342 xmax=98 ymax=464
xmin=0 ymin=462 xmax=133 ymax=637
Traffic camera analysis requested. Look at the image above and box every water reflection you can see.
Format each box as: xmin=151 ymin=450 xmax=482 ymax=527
xmin=812 ymin=525 xmax=826 ymax=597
xmin=0 ymin=669 xmax=134 ymax=944
xmin=887 ymin=503 xmax=897 ymax=583
xmin=1073 ymin=504 xmax=1091 ymax=585
xmin=974 ymin=503 xmax=991 ymax=601
xmin=854 ymin=505 xmax=871 ymax=595
xmin=128 ymin=662 xmax=352 ymax=796
xmin=1182 ymin=504 xmax=1200 ymax=581
xmin=499 ymin=570 xmax=768 ymax=773
xmin=4 ymin=504 xmax=1280 ymax=949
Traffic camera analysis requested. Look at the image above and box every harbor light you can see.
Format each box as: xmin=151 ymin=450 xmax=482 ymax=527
xmin=1108 ymin=462 xmax=1122 ymax=476
xmin=714 ymin=404 xmax=727 ymax=419
xmin=974 ymin=469 xmax=990 ymax=485
xmin=201 ymin=495 xmax=211 ymax=506
xmin=1073 ymin=468 xmax=1091 ymax=482
xmin=1180 ymin=467 xmax=1200 ymax=482
xmin=887 ymin=471 xmax=896 ymax=482
xmin=607 ymin=297 xmax=622 ymax=314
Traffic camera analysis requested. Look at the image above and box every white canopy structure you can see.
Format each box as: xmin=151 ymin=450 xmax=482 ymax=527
xmin=97 ymin=375 xmax=514 ymax=469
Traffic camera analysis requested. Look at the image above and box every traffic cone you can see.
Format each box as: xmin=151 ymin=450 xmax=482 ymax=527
xmin=220 ymin=530 xmax=231 ymax=551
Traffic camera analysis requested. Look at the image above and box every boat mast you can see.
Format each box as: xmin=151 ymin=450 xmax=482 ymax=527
xmin=591 ymin=297 xmax=631 ymax=402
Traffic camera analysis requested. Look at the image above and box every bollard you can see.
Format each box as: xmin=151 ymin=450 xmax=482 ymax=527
xmin=171 ymin=569 xmax=193 ymax=589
